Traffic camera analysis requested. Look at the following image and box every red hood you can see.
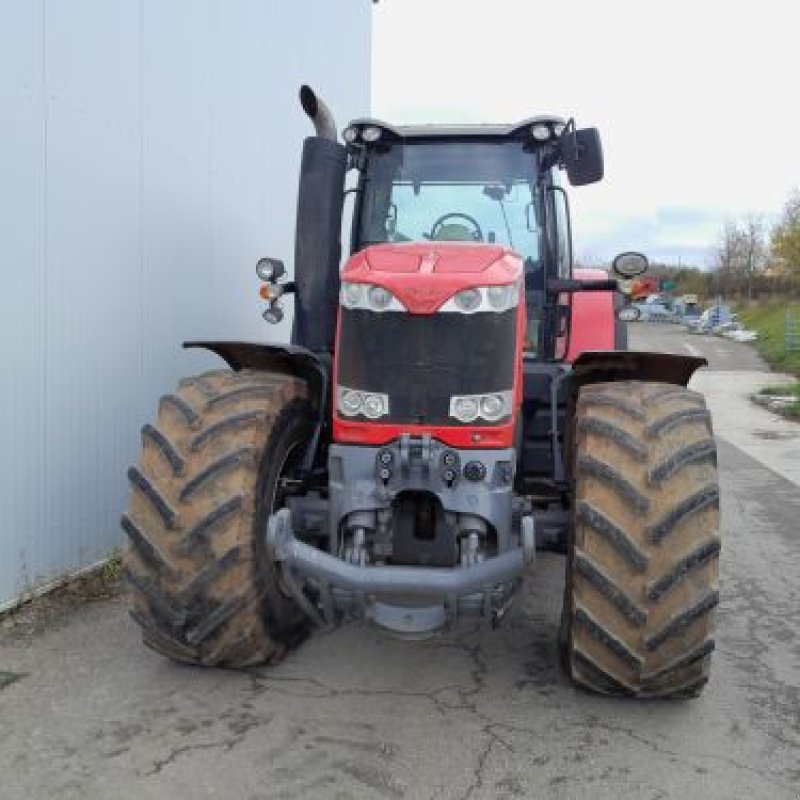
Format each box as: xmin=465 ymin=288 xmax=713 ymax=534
xmin=341 ymin=243 xmax=523 ymax=314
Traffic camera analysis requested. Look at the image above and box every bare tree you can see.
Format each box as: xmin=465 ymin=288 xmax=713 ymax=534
xmin=714 ymin=216 xmax=766 ymax=300
xmin=741 ymin=215 xmax=767 ymax=301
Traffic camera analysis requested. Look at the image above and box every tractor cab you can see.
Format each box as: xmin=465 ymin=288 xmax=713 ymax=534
xmin=343 ymin=118 xmax=603 ymax=360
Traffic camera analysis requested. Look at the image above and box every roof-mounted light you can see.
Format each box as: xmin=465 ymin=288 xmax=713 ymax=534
xmin=531 ymin=123 xmax=552 ymax=142
xmin=343 ymin=125 xmax=360 ymax=144
xmin=361 ymin=125 xmax=382 ymax=143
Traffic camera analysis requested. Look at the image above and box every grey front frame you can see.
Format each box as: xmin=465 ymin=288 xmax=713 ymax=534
xmin=327 ymin=437 xmax=518 ymax=554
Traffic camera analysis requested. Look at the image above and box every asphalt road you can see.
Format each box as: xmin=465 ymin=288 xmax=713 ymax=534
xmin=627 ymin=320 xmax=767 ymax=372
xmin=1 ymin=323 xmax=798 ymax=800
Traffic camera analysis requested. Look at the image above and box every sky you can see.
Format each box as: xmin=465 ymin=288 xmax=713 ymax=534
xmin=371 ymin=0 xmax=799 ymax=268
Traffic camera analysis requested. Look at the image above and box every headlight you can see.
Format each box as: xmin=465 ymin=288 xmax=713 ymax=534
xmin=487 ymin=285 xmax=515 ymax=310
xmin=337 ymin=386 xmax=390 ymax=419
xmin=368 ymin=286 xmax=392 ymax=310
xmin=480 ymin=394 xmax=505 ymax=420
xmin=340 ymin=282 xmax=406 ymax=312
xmin=342 ymin=282 xmax=364 ymax=309
xmin=362 ymin=394 xmax=387 ymax=419
xmin=453 ymin=288 xmax=482 ymax=312
xmin=452 ymin=396 xmax=480 ymax=423
xmin=439 ymin=284 xmax=519 ymax=314
xmin=339 ymin=389 xmax=363 ymax=416
xmin=450 ymin=391 xmax=513 ymax=423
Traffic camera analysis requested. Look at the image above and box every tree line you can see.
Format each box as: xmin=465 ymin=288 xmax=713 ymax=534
xmin=702 ymin=189 xmax=799 ymax=301
xmin=582 ymin=189 xmax=800 ymax=303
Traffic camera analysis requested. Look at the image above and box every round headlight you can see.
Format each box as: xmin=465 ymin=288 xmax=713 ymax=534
xmin=256 ymin=258 xmax=285 ymax=282
xmin=342 ymin=282 xmax=363 ymax=308
xmin=343 ymin=126 xmax=360 ymax=144
xmin=531 ymin=123 xmax=551 ymax=141
xmin=362 ymin=126 xmax=382 ymax=143
xmin=454 ymin=289 xmax=482 ymax=312
xmin=339 ymin=390 xmax=362 ymax=416
xmin=362 ymin=394 xmax=386 ymax=419
xmin=552 ymin=122 xmax=566 ymax=137
xmin=454 ymin=397 xmax=480 ymax=423
xmin=368 ymin=286 xmax=392 ymax=310
xmin=480 ymin=394 xmax=505 ymax=420
xmin=487 ymin=285 xmax=514 ymax=310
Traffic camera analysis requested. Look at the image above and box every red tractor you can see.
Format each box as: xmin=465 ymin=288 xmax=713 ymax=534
xmin=123 ymin=87 xmax=720 ymax=698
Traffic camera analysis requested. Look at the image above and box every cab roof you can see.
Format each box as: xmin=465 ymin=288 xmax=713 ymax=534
xmin=345 ymin=116 xmax=567 ymax=140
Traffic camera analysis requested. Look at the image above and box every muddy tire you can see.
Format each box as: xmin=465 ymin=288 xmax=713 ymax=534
xmin=122 ymin=369 xmax=312 ymax=667
xmin=561 ymin=381 xmax=720 ymax=698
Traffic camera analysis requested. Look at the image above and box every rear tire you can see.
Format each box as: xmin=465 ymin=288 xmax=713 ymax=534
xmin=562 ymin=381 xmax=720 ymax=698
xmin=122 ymin=369 xmax=312 ymax=667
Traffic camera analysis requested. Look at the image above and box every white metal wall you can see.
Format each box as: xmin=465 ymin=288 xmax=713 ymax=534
xmin=0 ymin=0 xmax=371 ymax=608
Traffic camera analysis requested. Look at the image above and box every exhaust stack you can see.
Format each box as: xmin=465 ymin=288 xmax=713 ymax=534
xmin=299 ymin=85 xmax=338 ymax=141
xmin=291 ymin=86 xmax=347 ymax=354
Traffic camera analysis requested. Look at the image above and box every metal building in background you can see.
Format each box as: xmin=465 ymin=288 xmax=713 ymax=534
xmin=0 ymin=1 xmax=371 ymax=609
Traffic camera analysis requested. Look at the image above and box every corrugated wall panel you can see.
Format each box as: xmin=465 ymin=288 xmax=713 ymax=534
xmin=0 ymin=0 xmax=371 ymax=608
xmin=1 ymin=1 xmax=47 ymax=597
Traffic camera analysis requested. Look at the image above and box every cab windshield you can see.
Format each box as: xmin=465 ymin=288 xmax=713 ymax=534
xmin=355 ymin=140 xmax=541 ymax=266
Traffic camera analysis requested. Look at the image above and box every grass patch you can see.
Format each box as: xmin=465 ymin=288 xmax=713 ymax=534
xmin=737 ymin=303 xmax=800 ymax=378
xmin=758 ymin=383 xmax=800 ymax=397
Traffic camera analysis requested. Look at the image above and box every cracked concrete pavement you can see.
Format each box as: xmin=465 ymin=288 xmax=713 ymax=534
xmin=1 ymin=324 xmax=798 ymax=799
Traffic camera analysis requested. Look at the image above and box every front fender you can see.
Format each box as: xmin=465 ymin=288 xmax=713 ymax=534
xmin=183 ymin=340 xmax=329 ymax=413
xmin=569 ymin=350 xmax=707 ymax=393
xmin=184 ymin=340 xmax=331 ymax=474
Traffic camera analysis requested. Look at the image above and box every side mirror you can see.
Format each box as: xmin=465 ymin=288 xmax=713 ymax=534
xmin=256 ymin=257 xmax=286 ymax=282
xmin=612 ymin=251 xmax=649 ymax=278
xmin=561 ymin=128 xmax=604 ymax=186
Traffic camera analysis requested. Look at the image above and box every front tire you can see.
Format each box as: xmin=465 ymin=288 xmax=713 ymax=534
xmin=122 ymin=369 xmax=312 ymax=667
xmin=562 ymin=381 xmax=720 ymax=698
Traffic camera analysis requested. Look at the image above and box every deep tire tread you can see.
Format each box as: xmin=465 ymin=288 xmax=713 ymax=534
xmin=179 ymin=448 xmax=256 ymax=502
xmin=565 ymin=381 xmax=720 ymax=699
xmin=647 ymin=408 xmax=711 ymax=438
xmin=648 ymin=440 xmax=717 ymax=485
xmin=121 ymin=513 xmax=174 ymax=576
xmin=159 ymin=394 xmax=200 ymax=428
xmin=190 ymin=411 xmax=267 ymax=452
xmin=574 ymin=552 xmax=647 ymax=626
xmin=141 ymin=424 xmax=185 ymax=475
xmin=576 ymin=417 xmax=648 ymax=461
xmin=127 ymin=466 xmax=178 ymax=529
xmin=577 ymin=453 xmax=650 ymax=513
xmin=646 ymin=539 xmax=721 ymax=601
xmin=575 ymin=501 xmax=648 ymax=571
xmin=647 ymin=485 xmax=720 ymax=544
xmin=578 ymin=392 xmax=646 ymax=422
xmin=178 ymin=496 xmax=244 ymax=553
xmin=123 ymin=369 xmax=309 ymax=668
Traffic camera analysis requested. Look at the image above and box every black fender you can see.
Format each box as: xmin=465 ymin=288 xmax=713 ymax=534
xmin=569 ymin=350 xmax=707 ymax=394
xmin=557 ymin=350 xmax=708 ymax=490
xmin=183 ymin=340 xmax=330 ymax=473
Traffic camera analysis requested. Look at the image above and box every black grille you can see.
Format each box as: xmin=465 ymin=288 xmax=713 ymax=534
xmin=337 ymin=308 xmax=516 ymax=425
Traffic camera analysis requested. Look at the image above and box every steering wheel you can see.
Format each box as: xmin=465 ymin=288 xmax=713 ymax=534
xmin=429 ymin=212 xmax=484 ymax=242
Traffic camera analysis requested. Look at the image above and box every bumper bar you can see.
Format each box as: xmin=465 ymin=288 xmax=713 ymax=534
xmin=266 ymin=510 xmax=534 ymax=628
